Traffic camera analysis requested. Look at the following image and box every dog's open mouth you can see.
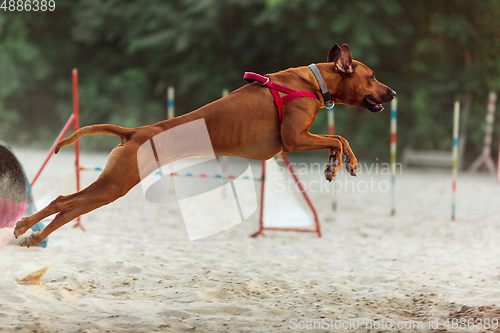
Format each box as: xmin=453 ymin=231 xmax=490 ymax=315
xmin=363 ymin=95 xmax=384 ymax=113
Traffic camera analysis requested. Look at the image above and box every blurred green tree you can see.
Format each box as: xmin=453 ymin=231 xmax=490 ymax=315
xmin=0 ymin=0 xmax=498 ymax=164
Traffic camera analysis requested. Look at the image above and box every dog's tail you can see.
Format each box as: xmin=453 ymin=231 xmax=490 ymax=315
xmin=55 ymin=124 xmax=133 ymax=154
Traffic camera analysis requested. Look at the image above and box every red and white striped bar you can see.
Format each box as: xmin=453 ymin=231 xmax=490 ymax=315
xmin=452 ymin=101 xmax=460 ymax=221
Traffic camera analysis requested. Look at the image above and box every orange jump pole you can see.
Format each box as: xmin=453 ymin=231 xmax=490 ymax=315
xmin=30 ymin=69 xmax=84 ymax=230
xmin=31 ymin=113 xmax=75 ymax=187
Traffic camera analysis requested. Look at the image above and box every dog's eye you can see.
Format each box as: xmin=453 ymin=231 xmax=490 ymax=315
xmin=370 ymin=75 xmax=375 ymax=82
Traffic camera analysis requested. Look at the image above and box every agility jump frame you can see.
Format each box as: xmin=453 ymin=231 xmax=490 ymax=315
xmin=31 ymin=69 xmax=83 ymax=230
xmin=251 ymin=153 xmax=322 ymax=238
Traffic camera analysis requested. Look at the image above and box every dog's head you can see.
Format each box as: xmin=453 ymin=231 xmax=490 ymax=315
xmin=326 ymin=44 xmax=395 ymax=112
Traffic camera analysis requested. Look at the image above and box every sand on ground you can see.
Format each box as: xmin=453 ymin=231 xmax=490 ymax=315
xmin=1 ymin=148 xmax=500 ymax=332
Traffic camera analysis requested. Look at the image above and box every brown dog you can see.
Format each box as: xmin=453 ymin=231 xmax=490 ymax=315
xmin=15 ymin=44 xmax=395 ymax=246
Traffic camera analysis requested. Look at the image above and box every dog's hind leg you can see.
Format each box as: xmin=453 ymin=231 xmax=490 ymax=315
xmin=14 ymin=172 xmax=135 ymax=240
xmin=19 ymin=202 xmax=104 ymax=247
xmin=14 ymin=191 xmax=87 ymax=237
xmin=15 ymin=143 xmax=141 ymax=240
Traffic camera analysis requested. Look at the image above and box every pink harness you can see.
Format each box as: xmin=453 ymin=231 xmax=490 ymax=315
xmin=244 ymin=72 xmax=318 ymax=128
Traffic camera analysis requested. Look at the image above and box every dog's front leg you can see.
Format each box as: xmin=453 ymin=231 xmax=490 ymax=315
xmin=324 ymin=149 xmax=341 ymax=182
xmin=281 ymin=132 xmax=358 ymax=180
xmin=326 ymin=135 xmax=358 ymax=176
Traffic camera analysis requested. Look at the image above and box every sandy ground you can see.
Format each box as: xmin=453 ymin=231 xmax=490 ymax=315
xmin=1 ymin=147 xmax=500 ymax=332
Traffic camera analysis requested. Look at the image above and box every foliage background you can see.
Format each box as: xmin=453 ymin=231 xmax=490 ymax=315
xmin=1 ymin=0 xmax=499 ymax=167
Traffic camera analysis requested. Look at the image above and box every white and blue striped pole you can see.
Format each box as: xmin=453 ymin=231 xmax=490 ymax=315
xmin=166 ymin=86 xmax=176 ymax=176
xmin=167 ymin=86 xmax=175 ymax=120
xmin=452 ymin=101 xmax=460 ymax=221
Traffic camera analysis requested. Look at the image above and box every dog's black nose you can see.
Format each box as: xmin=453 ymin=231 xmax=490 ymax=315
xmin=382 ymin=88 xmax=396 ymax=102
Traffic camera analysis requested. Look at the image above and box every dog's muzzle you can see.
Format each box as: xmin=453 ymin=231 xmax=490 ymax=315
xmin=363 ymin=89 xmax=396 ymax=113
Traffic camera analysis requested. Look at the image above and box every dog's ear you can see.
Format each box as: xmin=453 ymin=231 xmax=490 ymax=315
xmin=333 ymin=44 xmax=355 ymax=75
xmin=327 ymin=44 xmax=341 ymax=63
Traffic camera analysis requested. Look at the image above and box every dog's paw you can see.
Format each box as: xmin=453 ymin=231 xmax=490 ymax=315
xmin=14 ymin=217 xmax=30 ymax=238
xmin=324 ymin=152 xmax=340 ymax=182
xmin=324 ymin=167 xmax=335 ymax=182
xmin=344 ymin=152 xmax=358 ymax=177
xmin=19 ymin=232 xmax=41 ymax=248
